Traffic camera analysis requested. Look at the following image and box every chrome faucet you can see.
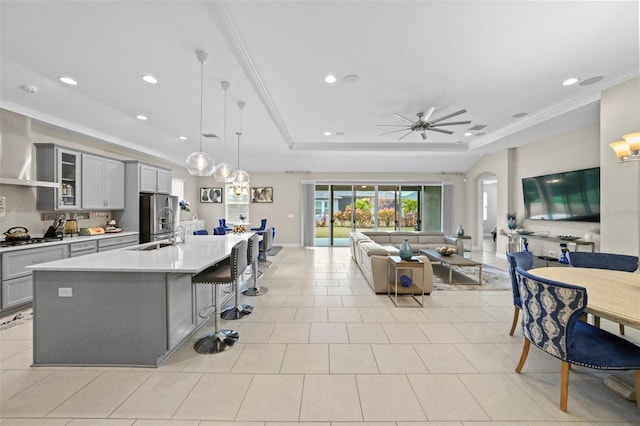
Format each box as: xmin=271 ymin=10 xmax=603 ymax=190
xmin=157 ymin=206 xmax=176 ymax=244
xmin=175 ymin=225 xmax=186 ymax=245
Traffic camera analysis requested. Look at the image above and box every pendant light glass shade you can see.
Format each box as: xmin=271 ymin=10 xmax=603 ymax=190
xmin=186 ymin=49 xmax=215 ymax=176
xmin=186 ymin=151 xmax=216 ymax=176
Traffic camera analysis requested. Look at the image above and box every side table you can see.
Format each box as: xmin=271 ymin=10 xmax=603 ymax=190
xmin=388 ymin=255 xmax=426 ymax=307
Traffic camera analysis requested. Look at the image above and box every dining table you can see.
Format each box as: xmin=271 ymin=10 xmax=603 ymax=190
xmin=530 ymin=267 xmax=640 ymax=330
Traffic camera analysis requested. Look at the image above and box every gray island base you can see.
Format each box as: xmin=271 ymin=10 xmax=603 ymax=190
xmin=29 ymin=234 xmax=252 ymax=367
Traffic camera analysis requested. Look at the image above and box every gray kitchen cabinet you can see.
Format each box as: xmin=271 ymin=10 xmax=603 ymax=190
xmin=69 ymin=240 xmax=98 ymax=257
xmin=97 ymin=234 xmax=139 ymax=252
xmin=139 ymin=164 xmax=171 ymax=194
xmin=1 ymin=245 xmax=68 ymax=311
xmin=82 ymin=154 xmax=125 ymax=209
xmin=35 ymin=144 xmax=82 ymax=210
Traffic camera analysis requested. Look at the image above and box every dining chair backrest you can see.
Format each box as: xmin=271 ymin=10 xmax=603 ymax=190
xmin=568 ymin=251 xmax=639 ymax=272
xmin=515 ymin=266 xmax=587 ymax=360
xmin=213 ymin=226 xmax=226 ymax=235
xmin=506 ymin=251 xmax=534 ymax=307
xmin=247 ymin=234 xmax=260 ymax=264
xmin=251 ymin=219 xmax=267 ymax=232
xmin=193 ymin=229 xmax=209 ymax=235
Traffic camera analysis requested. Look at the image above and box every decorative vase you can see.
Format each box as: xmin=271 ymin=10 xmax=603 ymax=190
xmin=456 ymin=225 xmax=464 ymax=237
xmin=399 ymin=238 xmax=412 ymax=260
xmin=400 ymin=275 xmax=412 ymax=288
xmin=180 ymin=209 xmax=188 ymax=222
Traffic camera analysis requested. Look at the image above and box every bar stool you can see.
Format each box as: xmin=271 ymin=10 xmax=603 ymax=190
xmin=242 ymin=234 xmax=268 ymax=296
xmin=220 ymin=238 xmax=254 ymax=320
xmin=191 ymin=240 xmax=246 ymax=354
xmin=258 ymin=227 xmax=274 ymax=268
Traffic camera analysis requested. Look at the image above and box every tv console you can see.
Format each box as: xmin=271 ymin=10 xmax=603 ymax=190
xmin=507 ymin=233 xmax=595 ymax=253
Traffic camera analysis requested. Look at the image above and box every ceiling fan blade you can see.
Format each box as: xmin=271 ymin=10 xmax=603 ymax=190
xmin=431 ymin=120 xmax=472 ymax=127
xmin=428 ymin=109 xmax=467 ymax=125
xmin=376 ymin=124 xmax=412 ymax=127
xmin=393 ymin=113 xmax=415 ymax=124
xmin=379 ymin=128 xmax=412 ymax=136
xmin=422 ymin=107 xmax=436 ymax=122
xmin=398 ymin=130 xmax=414 ymax=140
xmin=428 ymin=128 xmax=454 ymax=134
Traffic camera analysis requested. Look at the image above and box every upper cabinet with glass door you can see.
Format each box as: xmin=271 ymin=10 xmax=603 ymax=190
xmin=35 ymin=144 xmax=82 ymax=210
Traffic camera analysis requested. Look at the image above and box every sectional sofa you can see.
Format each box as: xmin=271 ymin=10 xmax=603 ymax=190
xmin=349 ymin=231 xmax=463 ymax=294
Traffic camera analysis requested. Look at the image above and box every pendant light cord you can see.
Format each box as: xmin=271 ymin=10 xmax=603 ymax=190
xmin=199 ymin=58 xmax=204 ymax=152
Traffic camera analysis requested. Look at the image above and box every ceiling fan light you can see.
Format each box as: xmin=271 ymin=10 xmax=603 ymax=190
xmin=213 ymin=162 xmax=237 ymax=183
xmin=186 ymin=151 xmax=215 ymax=176
xmin=421 ymin=132 xmax=427 ymax=140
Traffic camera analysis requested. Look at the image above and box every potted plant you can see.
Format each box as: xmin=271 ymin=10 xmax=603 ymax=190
xmin=506 ymin=212 xmax=517 ymax=230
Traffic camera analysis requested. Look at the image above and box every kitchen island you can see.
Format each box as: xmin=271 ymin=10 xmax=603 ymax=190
xmin=28 ymin=233 xmax=251 ymax=367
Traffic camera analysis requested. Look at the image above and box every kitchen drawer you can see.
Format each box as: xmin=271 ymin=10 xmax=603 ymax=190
xmin=2 ymin=245 xmax=69 ymax=280
xmin=2 ymin=275 xmax=33 ymax=309
xmin=69 ymin=240 xmax=98 ymax=254
xmin=70 ymin=248 xmax=98 ymax=258
xmin=98 ymin=234 xmax=138 ymax=251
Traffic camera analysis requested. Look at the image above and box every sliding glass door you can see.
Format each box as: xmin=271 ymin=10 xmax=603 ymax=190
xmin=313 ymin=183 xmax=444 ymax=246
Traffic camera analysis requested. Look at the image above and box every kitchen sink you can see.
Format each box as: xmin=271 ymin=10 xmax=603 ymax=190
xmin=132 ymin=242 xmax=175 ymax=251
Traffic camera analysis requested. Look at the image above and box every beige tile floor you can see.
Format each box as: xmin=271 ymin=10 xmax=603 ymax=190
xmin=1 ymin=246 xmax=640 ymax=425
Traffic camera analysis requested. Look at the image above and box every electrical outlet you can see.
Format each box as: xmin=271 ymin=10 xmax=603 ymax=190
xmin=549 ymin=250 xmax=557 ymax=257
xmin=41 ymin=212 xmax=59 ymax=221
xmin=58 ymin=287 xmax=73 ymax=297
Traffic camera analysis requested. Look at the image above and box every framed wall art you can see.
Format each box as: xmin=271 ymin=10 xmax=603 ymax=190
xmin=200 ymin=187 xmax=222 ymax=203
xmin=251 ymin=187 xmax=273 ymax=203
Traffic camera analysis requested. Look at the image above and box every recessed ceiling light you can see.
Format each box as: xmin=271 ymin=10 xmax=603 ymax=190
xmin=513 ymin=112 xmax=528 ymax=118
xmin=476 ymin=132 xmax=486 ymax=137
xmin=580 ymin=76 xmax=604 ymax=86
xmin=335 ymin=131 xmax=346 ymax=136
xmin=324 ymin=74 xmax=337 ymax=84
xmin=136 ymin=115 xmax=147 ymax=121
xmin=178 ymin=136 xmax=187 ymax=140
xmin=464 ymin=132 xmax=473 ymax=137
xmin=562 ymin=77 xmax=579 ymax=86
xmin=59 ymin=76 xmax=78 ymax=86
xmin=324 ymin=131 xmax=332 ymax=136
xmin=343 ymin=74 xmax=360 ymax=84
xmin=142 ymin=74 xmax=158 ymax=84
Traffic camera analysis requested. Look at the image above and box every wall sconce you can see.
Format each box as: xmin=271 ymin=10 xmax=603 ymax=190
xmin=609 ymin=132 xmax=640 ymax=163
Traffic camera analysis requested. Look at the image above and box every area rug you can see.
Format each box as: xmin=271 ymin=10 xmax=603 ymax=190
xmin=432 ymin=263 xmax=510 ymax=291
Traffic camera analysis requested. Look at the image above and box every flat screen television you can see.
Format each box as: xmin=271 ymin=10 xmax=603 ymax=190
xmin=522 ymin=167 xmax=600 ymax=222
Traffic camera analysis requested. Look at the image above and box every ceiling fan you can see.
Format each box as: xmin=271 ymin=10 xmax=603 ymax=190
xmin=377 ymin=107 xmax=471 ymax=140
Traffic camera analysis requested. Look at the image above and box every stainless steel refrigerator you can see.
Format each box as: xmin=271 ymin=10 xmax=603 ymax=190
xmin=139 ymin=193 xmax=179 ymax=243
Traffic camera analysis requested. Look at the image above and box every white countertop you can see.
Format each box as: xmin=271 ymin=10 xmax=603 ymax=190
xmin=27 ymin=233 xmax=253 ymax=274
xmin=0 ymin=231 xmax=139 ymax=254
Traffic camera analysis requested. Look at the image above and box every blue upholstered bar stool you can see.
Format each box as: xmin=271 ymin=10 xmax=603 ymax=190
xmin=220 ymin=237 xmax=254 ymax=320
xmin=191 ymin=240 xmax=247 ymax=354
xmin=242 ymin=234 xmax=268 ymax=296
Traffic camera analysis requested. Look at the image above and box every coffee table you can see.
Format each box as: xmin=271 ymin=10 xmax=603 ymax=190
xmin=420 ymin=249 xmax=483 ymax=284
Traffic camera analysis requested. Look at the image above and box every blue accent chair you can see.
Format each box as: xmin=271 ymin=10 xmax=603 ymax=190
xmin=569 ymin=251 xmax=639 ymax=335
xmin=514 ymin=266 xmax=640 ymax=412
xmin=213 ymin=226 xmax=227 ymax=235
xmin=250 ymin=218 xmax=268 ymax=235
xmin=193 ymin=229 xmax=209 ymax=235
xmin=218 ymin=219 xmax=232 ymax=232
xmin=506 ymin=251 xmax=534 ymax=336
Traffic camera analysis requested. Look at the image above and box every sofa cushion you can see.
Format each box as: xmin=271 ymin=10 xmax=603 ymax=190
xmin=361 ymin=231 xmax=392 ymax=245
xmin=359 ymin=241 xmax=389 ymax=256
xmin=389 ymin=232 xmax=419 ymax=245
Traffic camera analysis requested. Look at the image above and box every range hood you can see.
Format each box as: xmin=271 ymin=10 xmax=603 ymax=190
xmin=0 ymin=110 xmax=58 ymax=188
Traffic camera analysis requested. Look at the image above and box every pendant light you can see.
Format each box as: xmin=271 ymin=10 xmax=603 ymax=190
xmin=185 ymin=50 xmax=215 ymax=176
xmin=213 ymin=81 xmax=237 ymax=182
xmin=231 ymin=101 xmax=250 ymax=196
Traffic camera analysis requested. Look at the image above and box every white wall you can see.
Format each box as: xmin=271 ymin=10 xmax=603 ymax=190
xmin=600 ymin=77 xmax=640 ymax=255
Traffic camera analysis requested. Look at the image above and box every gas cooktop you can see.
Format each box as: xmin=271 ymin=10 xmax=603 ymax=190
xmin=0 ymin=237 xmax=63 ymax=248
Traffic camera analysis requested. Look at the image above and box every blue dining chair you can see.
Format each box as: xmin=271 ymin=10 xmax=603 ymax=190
xmin=250 ymin=218 xmax=268 ymax=235
xmin=193 ymin=229 xmax=209 ymax=235
xmin=218 ymin=218 xmax=232 ymax=232
xmin=514 ymin=266 xmax=640 ymax=412
xmin=569 ymin=251 xmax=639 ymax=335
xmin=213 ymin=226 xmax=227 ymax=235
xmin=506 ymin=251 xmax=534 ymax=336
